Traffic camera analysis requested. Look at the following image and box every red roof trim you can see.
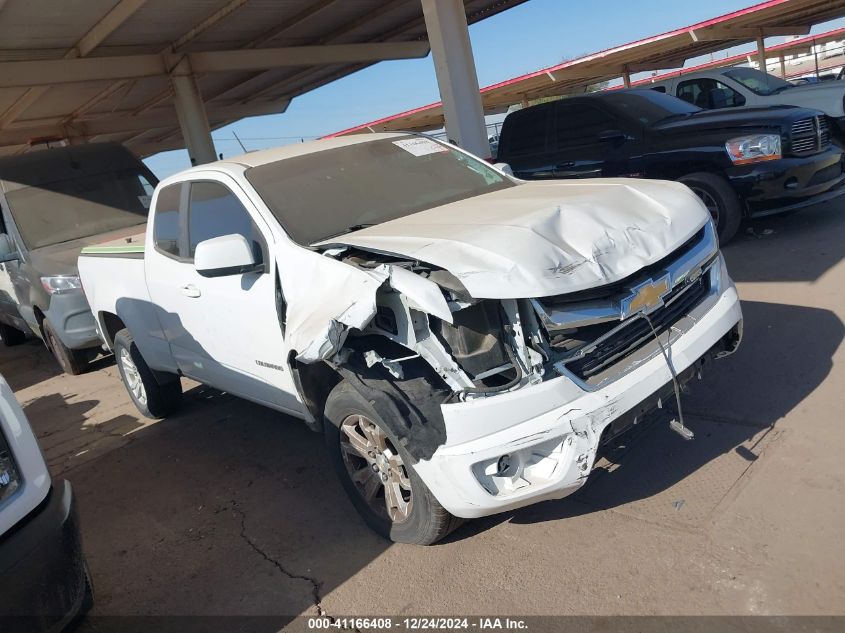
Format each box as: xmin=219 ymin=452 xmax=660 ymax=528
xmin=479 ymin=0 xmax=793 ymax=91
xmin=326 ymin=100 xmax=444 ymax=137
xmin=327 ymin=0 xmax=798 ymax=136
xmin=629 ymin=25 xmax=845 ymax=86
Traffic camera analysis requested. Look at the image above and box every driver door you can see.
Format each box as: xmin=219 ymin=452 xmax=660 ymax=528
xmin=145 ymin=174 xmax=302 ymax=414
xmin=550 ymin=102 xmax=637 ymax=178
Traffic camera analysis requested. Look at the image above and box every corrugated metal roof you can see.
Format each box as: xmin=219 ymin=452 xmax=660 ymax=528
xmin=628 ymin=25 xmax=845 ymax=86
xmin=0 ymin=0 xmax=527 ymax=157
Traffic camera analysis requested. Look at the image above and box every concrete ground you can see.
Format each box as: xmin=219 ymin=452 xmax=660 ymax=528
xmin=2 ymin=202 xmax=844 ymax=624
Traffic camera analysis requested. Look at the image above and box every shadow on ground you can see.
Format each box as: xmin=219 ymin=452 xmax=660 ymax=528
xmin=33 ymin=297 xmax=845 ymax=623
xmin=69 ymin=384 xmax=392 ymax=626
xmin=0 ymin=338 xmax=62 ymax=391
xmin=0 ymin=335 xmax=114 ymax=392
xmin=725 ymin=200 xmax=845 ymax=284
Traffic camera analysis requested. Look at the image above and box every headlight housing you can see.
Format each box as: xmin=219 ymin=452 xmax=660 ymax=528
xmin=725 ymin=134 xmax=782 ymax=164
xmin=0 ymin=429 xmax=21 ymax=505
xmin=40 ymin=275 xmax=82 ymax=295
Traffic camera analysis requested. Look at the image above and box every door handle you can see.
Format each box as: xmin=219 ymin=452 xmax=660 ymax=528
xmin=180 ymin=284 xmax=201 ymax=298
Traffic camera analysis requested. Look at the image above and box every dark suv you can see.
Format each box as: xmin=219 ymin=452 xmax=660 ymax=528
xmin=496 ymin=89 xmax=845 ymax=242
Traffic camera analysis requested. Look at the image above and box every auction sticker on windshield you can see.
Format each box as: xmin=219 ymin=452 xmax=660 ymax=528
xmin=393 ymin=137 xmax=449 ymax=156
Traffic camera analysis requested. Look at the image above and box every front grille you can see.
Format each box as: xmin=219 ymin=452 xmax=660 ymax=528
xmin=563 ymin=275 xmax=711 ymax=381
xmin=791 ymin=118 xmax=815 ymax=135
xmin=820 ymin=116 xmax=831 ymax=145
xmin=792 ymin=137 xmax=818 ymax=154
xmin=789 ymin=116 xmax=831 ymax=156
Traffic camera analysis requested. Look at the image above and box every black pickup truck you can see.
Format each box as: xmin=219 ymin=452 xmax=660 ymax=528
xmin=496 ymin=89 xmax=845 ymax=243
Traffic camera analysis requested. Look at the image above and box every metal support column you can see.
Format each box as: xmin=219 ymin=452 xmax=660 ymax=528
xmin=779 ymin=54 xmax=787 ymax=79
xmin=421 ymin=0 xmax=490 ymax=158
xmin=170 ymin=61 xmax=217 ymax=165
xmin=756 ymin=35 xmax=767 ymax=73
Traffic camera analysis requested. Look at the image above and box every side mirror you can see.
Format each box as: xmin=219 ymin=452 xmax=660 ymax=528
xmin=597 ymin=129 xmax=627 ymax=142
xmin=194 ymin=234 xmax=262 ymax=278
xmin=493 ymin=162 xmax=514 ymax=176
xmin=0 ymin=234 xmax=19 ymax=264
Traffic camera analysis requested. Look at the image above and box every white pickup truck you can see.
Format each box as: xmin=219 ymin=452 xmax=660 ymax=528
xmin=649 ymin=66 xmax=845 ymax=136
xmin=0 ymin=372 xmax=93 ymax=626
xmin=78 ymin=134 xmax=743 ymax=544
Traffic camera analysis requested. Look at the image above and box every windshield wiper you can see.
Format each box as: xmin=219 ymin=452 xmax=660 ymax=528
xmin=655 ymin=112 xmax=695 ymax=124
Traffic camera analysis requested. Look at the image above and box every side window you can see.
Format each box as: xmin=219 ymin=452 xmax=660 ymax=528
xmin=710 ymin=80 xmax=745 ymax=108
xmin=152 ymin=184 xmax=182 ymax=257
xmin=187 ymin=181 xmax=265 ymax=264
xmin=139 ymin=174 xmax=155 ymax=199
xmin=677 ymin=79 xmax=712 ymax=107
xmin=553 ymin=104 xmax=616 ymax=149
xmin=677 ymin=78 xmax=744 ymax=109
xmin=650 ymin=85 xmax=667 ymax=93
xmin=501 ymin=107 xmax=550 ymax=156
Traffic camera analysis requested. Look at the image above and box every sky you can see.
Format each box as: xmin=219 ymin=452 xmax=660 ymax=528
xmin=143 ymin=0 xmax=845 ymax=179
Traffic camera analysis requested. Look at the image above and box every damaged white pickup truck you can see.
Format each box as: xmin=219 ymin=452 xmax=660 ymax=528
xmin=78 ymin=134 xmax=742 ymax=544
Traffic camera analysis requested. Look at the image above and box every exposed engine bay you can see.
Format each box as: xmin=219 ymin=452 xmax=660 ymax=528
xmin=309 ymin=218 xmax=732 ymax=405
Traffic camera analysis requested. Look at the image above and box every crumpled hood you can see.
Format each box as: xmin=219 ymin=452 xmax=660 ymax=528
xmin=318 ymin=179 xmax=709 ymax=299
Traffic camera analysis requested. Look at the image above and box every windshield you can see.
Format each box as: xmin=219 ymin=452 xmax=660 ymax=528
xmin=6 ymin=168 xmax=154 ymax=250
xmin=599 ymin=90 xmax=701 ymax=125
xmin=723 ymin=67 xmax=791 ymax=96
xmin=245 ymin=136 xmax=515 ymax=245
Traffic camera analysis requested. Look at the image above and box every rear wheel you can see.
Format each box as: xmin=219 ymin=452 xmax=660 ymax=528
xmin=323 ymin=380 xmax=462 ymax=545
xmin=0 ymin=322 xmax=26 ymax=346
xmin=114 ymin=328 xmax=182 ymax=419
xmin=42 ymin=319 xmax=89 ymax=375
xmin=679 ymin=172 xmax=743 ymax=244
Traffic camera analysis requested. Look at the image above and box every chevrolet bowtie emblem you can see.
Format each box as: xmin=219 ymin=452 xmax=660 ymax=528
xmin=620 ymin=275 xmax=671 ymax=319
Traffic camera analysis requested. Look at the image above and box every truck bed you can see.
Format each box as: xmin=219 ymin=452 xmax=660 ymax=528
xmin=79 ymin=230 xmax=146 ymax=258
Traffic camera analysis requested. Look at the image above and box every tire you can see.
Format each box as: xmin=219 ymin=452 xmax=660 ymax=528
xmin=79 ymin=560 xmax=94 ymax=616
xmin=679 ymin=172 xmax=743 ymax=244
xmin=113 ymin=328 xmax=182 ymax=419
xmin=323 ymin=380 xmax=463 ymax=545
xmin=42 ymin=319 xmax=89 ymax=375
xmin=0 ymin=322 xmax=25 ymax=347
xmin=67 ymin=560 xmax=94 ymax=630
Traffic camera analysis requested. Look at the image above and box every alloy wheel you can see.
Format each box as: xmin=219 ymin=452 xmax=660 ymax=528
xmin=339 ymin=414 xmax=413 ymax=523
xmin=120 ymin=348 xmax=147 ymax=407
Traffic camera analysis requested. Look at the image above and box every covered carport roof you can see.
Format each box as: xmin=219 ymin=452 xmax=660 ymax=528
xmin=0 ymin=0 xmax=527 ymax=158
xmin=629 ymin=25 xmax=845 ymax=86
xmin=330 ymin=0 xmax=845 ymax=135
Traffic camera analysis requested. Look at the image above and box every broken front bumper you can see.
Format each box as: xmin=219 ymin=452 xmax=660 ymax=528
xmin=413 ymin=258 xmax=743 ymax=519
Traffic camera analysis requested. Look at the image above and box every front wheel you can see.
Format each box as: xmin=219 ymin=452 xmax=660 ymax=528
xmin=42 ymin=319 xmax=89 ymax=375
xmin=679 ymin=172 xmax=743 ymax=245
xmin=323 ymin=380 xmax=462 ymax=545
xmin=114 ymin=328 xmax=182 ymax=419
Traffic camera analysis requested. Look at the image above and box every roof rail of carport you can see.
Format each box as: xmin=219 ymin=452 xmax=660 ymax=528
xmin=327 ymin=0 xmax=845 ymax=136
xmin=627 ymin=24 xmax=845 ymax=87
xmin=0 ymin=0 xmax=528 ymax=159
